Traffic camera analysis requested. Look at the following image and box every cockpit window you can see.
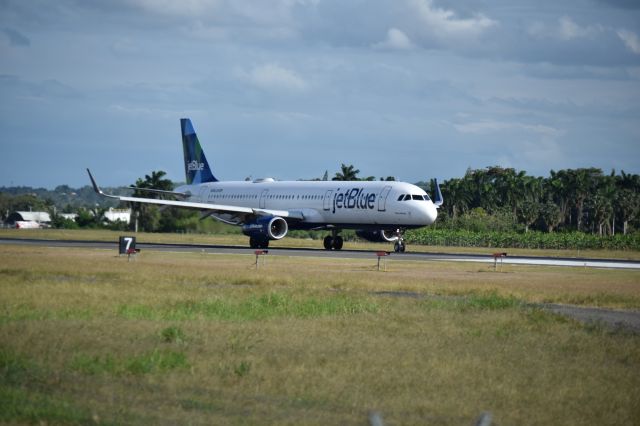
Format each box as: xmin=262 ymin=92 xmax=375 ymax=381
xmin=403 ymin=194 xmax=411 ymax=201
xmin=397 ymin=195 xmax=405 ymax=201
xmin=412 ymin=194 xmax=424 ymax=201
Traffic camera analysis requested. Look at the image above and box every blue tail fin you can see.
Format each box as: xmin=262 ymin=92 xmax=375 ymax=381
xmin=433 ymin=178 xmax=443 ymax=208
xmin=181 ymin=118 xmax=218 ymax=184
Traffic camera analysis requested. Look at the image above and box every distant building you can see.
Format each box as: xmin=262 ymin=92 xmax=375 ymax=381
xmin=6 ymin=211 xmax=52 ymax=229
xmin=103 ymin=208 xmax=131 ymax=224
xmin=60 ymin=213 xmax=79 ymax=221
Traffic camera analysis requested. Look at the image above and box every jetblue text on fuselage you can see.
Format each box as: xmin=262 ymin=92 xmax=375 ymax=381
xmin=332 ymin=188 xmax=376 ymax=213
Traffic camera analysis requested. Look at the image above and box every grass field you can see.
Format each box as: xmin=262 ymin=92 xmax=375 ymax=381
xmin=1 ymin=243 xmax=639 ymax=425
xmin=2 ymin=228 xmax=640 ymax=260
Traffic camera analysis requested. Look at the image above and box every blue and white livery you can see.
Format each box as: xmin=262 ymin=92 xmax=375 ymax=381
xmin=88 ymin=118 xmax=442 ymax=252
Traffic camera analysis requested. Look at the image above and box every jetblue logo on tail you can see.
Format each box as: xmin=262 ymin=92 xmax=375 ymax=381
xmin=187 ymin=160 xmax=205 ymax=172
xmin=181 ymin=118 xmax=218 ymax=184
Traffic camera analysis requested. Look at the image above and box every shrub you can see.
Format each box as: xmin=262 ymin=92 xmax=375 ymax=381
xmin=406 ymin=229 xmax=640 ymax=250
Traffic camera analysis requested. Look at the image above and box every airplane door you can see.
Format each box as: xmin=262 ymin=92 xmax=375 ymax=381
xmin=199 ymin=187 xmax=208 ymax=202
xmin=323 ymin=190 xmax=333 ymax=211
xmin=377 ymin=186 xmax=392 ymax=211
xmin=259 ymin=189 xmax=269 ymax=209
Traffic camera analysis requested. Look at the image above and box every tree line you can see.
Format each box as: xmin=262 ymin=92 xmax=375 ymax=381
xmin=436 ymin=166 xmax=639 ymax=236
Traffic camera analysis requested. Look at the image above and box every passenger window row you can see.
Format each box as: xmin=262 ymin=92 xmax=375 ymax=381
xmin=208 ymin=193 xmax=324 ymax=201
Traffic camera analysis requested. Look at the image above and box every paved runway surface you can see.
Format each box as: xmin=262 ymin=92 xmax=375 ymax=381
xmin=2 ymin=237 xmax=639 ymax=333
xmin=2 ymin=237 xmax=640 ymax=270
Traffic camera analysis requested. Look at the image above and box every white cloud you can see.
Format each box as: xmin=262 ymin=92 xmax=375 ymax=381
xmin=239 ymin=63 xmax=308 ymax=92
xmin=528 ymin=16 xmax=603 ymax=41
xmin=454 ymin=120 xmax=562 ymax=139
xmin=125 ymin=0 xmax=222 ymax=18
xmin=373 ymin=28 xmax=413 ymax=50
xmin=617 ymin=29 xmax=640 ymax=54
xmin=408 ymin=0 xmax=496 ymax=40
xmin=559 ymin=16 xmax=602 ymax=40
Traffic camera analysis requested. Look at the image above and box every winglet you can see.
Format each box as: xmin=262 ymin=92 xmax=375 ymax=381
xmin=86 ymin=169 xmax=118 ymax=200
xmin=433 ymin=178 xmax=443 ymax=208
xmin=86 ymin=168 xmax=104 ymax=195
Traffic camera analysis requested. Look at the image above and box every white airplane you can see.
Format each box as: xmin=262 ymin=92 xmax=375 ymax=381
xmin=88 ymin=118 xmax=442 ymax=252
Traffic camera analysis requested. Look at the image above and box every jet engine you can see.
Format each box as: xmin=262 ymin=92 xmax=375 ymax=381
xmin=355 ymin=229 xmax=398 ymax=243
xmin=242 ymin=216 xmax=288 ymax=240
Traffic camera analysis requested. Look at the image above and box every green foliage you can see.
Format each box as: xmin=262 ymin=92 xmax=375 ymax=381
xmin=0 ymin=387 xmax=95 ymax=424
xmin=71 ymin=350 xmax=189 ymax=375
xmin=118 ymin=293 xmax=379 ymax=322
xmin=51 ymin=216 xmax=79 ymax=229
xmin=0 ymin=350 xmax=36 ymax=387
xmin=440 ymin=167 xmax=640 ymax=235
xmin=422 ymin=292 xmax=522 ymax=312
xmin=407 ymin=228 xmax=640 ymax=250
xmin=0 ymin=193 xmax=49 ymax=221
xmin=0 ymin=350 xmax=97 ymax=424
xmin=436 ymin=207 xmax=521 ymax=233
xmin=332 ymin=163 xmax=360 ymax=181
xmin=161 ymin=326 xmax=187 ymax=344
xmin=233 ymin=361 xmax=252 ymax=377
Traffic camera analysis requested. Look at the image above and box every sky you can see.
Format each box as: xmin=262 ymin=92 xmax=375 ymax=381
xmin=1 ymin=0 xmax=639 ymax=188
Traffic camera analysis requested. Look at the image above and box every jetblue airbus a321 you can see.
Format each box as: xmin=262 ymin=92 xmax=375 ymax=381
xmin=88 ymin=118 xmax=442 ymax=252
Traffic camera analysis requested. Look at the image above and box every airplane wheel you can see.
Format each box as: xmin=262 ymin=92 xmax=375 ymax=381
xmin=332 ymin=236 xmax=343 ymax=250
xmin=323 ymin=236 xmax=333 ymax=250
xmin=394 ymin=241 xmax=406 ymax=253
xmin=250 ymin=237 xmax=269 ymax=249
xmin=250 ymin=237 xmax=258 ymax=249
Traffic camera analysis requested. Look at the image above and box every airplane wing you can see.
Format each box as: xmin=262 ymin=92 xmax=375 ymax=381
xmin=87 ymin=169 xmax=303 ymax=222
xmin=126 ymin=186 xmax=190 ymax=199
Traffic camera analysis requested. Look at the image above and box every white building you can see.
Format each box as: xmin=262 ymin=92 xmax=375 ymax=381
xmin=103 ymin=208 xmax=131 ymax=224
xmin=6 ymin=211 xmax=52 ymax=228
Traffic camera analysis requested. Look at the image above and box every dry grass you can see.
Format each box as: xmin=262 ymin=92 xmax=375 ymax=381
xmin=1 ymin=245 xmax=640 ymax=425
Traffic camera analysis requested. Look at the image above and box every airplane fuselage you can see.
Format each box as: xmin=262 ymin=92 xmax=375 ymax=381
xmin=88 ymin=118 xmax=442 ymax=252
xmin=175 ymin=179 xmax=438 ymax=231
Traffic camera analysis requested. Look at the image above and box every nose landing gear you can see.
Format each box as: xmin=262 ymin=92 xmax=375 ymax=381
xmin=393 ymin=229 xmax=406 ymax=253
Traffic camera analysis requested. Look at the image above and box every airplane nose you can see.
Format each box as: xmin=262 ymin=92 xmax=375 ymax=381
xmin=425 ymin=203 xmax=438 ymax=225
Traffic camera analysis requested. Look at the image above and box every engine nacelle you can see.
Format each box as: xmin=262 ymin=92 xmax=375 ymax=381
xmin=356 ymin=229 xmax=398 ymax=243
xmin=242 ymin=216 xmax=288 ymax=240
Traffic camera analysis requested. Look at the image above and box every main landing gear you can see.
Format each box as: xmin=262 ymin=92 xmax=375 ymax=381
xmin=249 ymin=236 xmax=269 ymax=249
xmin=323 ymin=230 xmax=343 ymax=250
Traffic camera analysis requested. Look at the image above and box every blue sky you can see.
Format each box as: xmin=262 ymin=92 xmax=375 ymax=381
xmin=1 ymin=0 xmax=639 ymax=188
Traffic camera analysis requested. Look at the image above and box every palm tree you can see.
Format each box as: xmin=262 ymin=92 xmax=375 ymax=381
xmin=540 ymin=201 xmax=563 ymax=233
xmin=590 ymin=175 xmax=615 ymax=235
xmin=130 ymin=170 xmax=174 ymax=232
xmin=133 ymin=170 xmax=173 ymax=197
xmin=614 ymin=171 xmax=640 ymax=235
xmin=332 ymin=164 xmax=360 ymax=181
xmin=441 ymin=178 xmax=471 ymax=219
xmin=575 ymin=169 xmax=598 ymax=231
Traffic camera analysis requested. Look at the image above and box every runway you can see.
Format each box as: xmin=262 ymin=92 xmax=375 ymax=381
xmin=2 ymin=237 xmax=640 ymax=270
